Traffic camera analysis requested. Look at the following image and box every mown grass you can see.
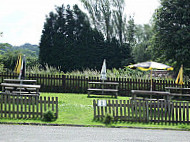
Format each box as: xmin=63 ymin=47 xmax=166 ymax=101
xmin=0 ymin=93 xmax=190 ymax=130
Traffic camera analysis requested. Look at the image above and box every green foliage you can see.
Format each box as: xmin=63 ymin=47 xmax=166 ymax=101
xmin=80 ymin=0 xmax=112 ymax=41
xmin=103 ymin=113 xmax=113 ymax=125
xmin=81 ymin=0 xmax=128 ymax=44
xmin=0 ymin=63 xmax=5 ymax=72
xmin=66 ymin=68 xmax=149 ymax=79
xmin=179 ymin=124 xmax=190 ymax=130
xmin=27 ymin=64 xmax=63 ymax=75
xmin=1 ymin=43 xmax=39 ymax=58
xmin=0 ymin=43 xmax=39 ymax=71
xmin=39 ymin=4 xmax=132 ymax=72
xmin=126 ymin=16 xmax=136 ymax=47
xmin=112 ymin=0 xmax=127 ymax=45
xmin=131 ymin=24 xmax=153 ymax=63
xmin=0 ymin=43 xmax=11 ymax=50
xmin=42 ymin=110 xmax=56 ymax=122
xmin=1 ymin=50 xmax=20 ymax=71
xmin=151 ymin=0 xmax=190 ymax=75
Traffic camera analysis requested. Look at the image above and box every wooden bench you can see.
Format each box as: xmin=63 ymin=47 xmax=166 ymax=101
xmin=87 ymin=82 xmax=119 ymax=98
xmin=3 ymin=79 xmax=37 ymax=92
xmin=165 ymin=87 xmax=190 ymax=100
xmin=1 ymin=82 xmax=40 ymax=96
xmin=131 ymin=90 xmax=170 ymax=100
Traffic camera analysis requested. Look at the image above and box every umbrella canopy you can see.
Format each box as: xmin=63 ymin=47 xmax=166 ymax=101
xmin=128 ymin=61 xmax=173 ymax=71
xmin=128 ymin=61 xmax=173 ymax=91
xmin=100 ymin=59 xmax=107 ymax=80
xmin=14 ymin=55 xmax=26 ymax=80
xmin=175 ymin=65 xmax=184 ymax=85
xmin=14 ymin=55 xmax=22 ymax=74
xmin=20 ymin=55 xmax=26 ymax=79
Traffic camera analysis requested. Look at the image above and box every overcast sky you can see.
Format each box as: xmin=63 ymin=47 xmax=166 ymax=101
xmin=0 ymin=0 xmax=160 ymax=46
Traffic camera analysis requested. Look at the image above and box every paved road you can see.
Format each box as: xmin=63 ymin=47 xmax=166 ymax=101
xmin=0 ymin=124 xmax=190 ymax=142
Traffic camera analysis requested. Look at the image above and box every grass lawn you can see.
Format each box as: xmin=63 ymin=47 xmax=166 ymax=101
xmin=0 ymin=93 xmax=190 ymax=130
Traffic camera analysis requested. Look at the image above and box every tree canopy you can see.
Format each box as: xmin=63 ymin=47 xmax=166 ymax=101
xmin=39 ymin=5 xmax=132 ymax=72
xmin=151 ymin=0 xmax=190 ymax=73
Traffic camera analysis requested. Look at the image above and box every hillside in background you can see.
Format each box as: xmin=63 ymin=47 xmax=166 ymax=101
xmin=1 ymin=43 xmax=39 ymax=58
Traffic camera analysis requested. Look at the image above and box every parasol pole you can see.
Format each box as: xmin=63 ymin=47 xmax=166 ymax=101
xmin=150 ymin=69 xmax=152 ymax=91
xmin=180 ymin=64 xmax=183 ymax=89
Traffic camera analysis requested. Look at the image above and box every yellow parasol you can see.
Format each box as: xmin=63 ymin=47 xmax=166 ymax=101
xmin=14 ymin=55 xmax=22 ymax=74
xmin=175 ymin=65 xmax=184 ymax=85
xmin=128 ymin=61 xmax=173 ymax=91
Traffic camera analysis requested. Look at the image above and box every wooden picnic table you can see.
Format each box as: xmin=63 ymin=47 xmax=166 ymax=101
xmin=87 ymin=81 xmax=119 ymax=98
xmin=1 ymin=82 xmax=40 ymax=96
xmin=165 ymin=87 xmax=190 ymax=99
xmin=131 ymin=90 xmax=170 ymax=100
xmin=165 ymin=87 xmax=190 ymax=92
xmin=3 ymin=79 xmax=37 ymax=84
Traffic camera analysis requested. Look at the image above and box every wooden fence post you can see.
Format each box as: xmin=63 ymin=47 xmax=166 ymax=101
xmin=55 ymin=97 xmax=58 ymax=118
xmin=146 ymin=101 xmax=149 ymax=122
xmin=62 ymin=75 xmax=66 ymax=92
xmin=93 ymin=100 xmax=96 ymax=119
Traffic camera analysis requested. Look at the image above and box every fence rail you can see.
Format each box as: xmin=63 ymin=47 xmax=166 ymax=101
xmin=0 ymin=72 xmax=190 ymax=96
xmin=0 ymin=94 xmax=58 ymax=119
xmin=93 ymin=99 xmax=190 ymax=124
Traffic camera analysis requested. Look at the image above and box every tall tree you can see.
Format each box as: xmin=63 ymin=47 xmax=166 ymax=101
xmin=112 ymin=0 xmax=127 ymax=45
xmin=39 ymin=4 xmax=132 ymax=72
xmin=151 ymin=0 xmax=190 ymax=72
xmin=39 ymin=11 xmax=57 ymax=67
xmin=126 ymin=16 xmax=136 ymax=47
xmin=80 ymin=0 xmax=113 ymax=41
xmin=132 ymin=24 xmax=153 ymax=63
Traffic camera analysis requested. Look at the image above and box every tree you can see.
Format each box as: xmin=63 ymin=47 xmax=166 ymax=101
xmin=1 ymin=50 xmax=21 ymax=71
xmin=151 ymin=0 xmax=190 ymax=73
xmin=39 ymin=11 xmax=57 ymax=67
xmin=132 ymin=24 xmax=153 ymax=63
xmin=80 ymin=0 xmax=113 ymax=41
xmin=39 ymin=4 xmax=106 ymax=71
xmin=0 ymin=32 xmax=11 ymax=71
xmin=112 ymin=0 xmax=127 ymax=45
xmin=126 ymin=16 xmax=136 ymax=47
xmin=0 ymin=33 xmax=11 ymax=50
xmin=39 ymin=4 xmax=130 ymax=72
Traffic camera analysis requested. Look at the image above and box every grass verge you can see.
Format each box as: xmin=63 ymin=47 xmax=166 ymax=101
xmin=0 ymin=93 xmax=190 ymax=131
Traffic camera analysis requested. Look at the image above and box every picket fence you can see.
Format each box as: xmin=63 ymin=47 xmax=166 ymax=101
xmin=0 ymin=72 xmax=190 ymax=96
xmin=0 ymin=94 xmax=58 ymax=119
xmin=93 ymin=99 xmax=190 ymax=124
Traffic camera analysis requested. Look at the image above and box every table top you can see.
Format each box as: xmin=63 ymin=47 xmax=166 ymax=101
xmin=131 ymin=90 xmax=170 ymax=95
xmin=1 ymin=83 xmax=41 ymax=88
xmin=165 ymin=87 xmax=190 ymax=90
xmin=4 ymin=79 xmax=37 ymax=83
xmin=88 ymin=82 xmax=119 ymax=85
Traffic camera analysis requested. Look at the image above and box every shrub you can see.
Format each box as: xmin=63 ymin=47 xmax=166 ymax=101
xmin=103 ymin=113 xmax=113 ymax=125
xmin=42 ymin=110 xmax=56 ymax=122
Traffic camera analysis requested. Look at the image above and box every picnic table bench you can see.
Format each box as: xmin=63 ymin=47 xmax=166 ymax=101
xmin=1 ymin=79 xmax=40 ymax=96
xmin=131 ymin=90 xmax=170 ymax=100
xmin=165 ymin=87 xmax=190 ymax=100
xmin=87 ymin=82 xmax=119 ymax=98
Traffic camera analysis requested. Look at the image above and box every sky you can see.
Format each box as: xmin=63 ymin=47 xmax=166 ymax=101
xmin=0 ymin=0 xmax=160 ymax=46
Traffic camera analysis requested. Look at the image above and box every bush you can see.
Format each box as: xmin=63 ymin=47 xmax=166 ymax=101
xmin=103 ymin=113 xmax=113 ymax=125
xmin=42 ymin=110 xmax=56 ymax=122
